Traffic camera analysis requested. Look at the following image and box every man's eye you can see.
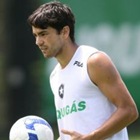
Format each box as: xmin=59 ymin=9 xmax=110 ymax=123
xmin=40 ymin=33 xmax=45 ymax=36
xmin=41 ymin=32 xmax=48 ymax=36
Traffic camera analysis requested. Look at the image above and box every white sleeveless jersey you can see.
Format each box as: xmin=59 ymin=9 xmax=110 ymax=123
xmin=50 ymin=45 xmax=128 ymax=140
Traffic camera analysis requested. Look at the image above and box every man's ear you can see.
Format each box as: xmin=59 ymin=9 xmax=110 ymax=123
xmin=61 ymin=26 xmax=70 ymax=39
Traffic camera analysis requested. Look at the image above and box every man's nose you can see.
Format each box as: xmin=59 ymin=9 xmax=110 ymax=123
xmin=36 ymin=37 xmax=43 ymax=46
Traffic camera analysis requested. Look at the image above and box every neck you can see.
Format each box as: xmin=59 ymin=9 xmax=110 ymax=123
xmin=56 ymin=43 xmax=78 ymax=69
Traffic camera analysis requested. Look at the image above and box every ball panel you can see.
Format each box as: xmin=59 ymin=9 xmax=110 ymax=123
xmin=10 ymin=119 xmax=29 ymax=140
xmin=35 ymin=125 xmax=54 ymax=140
xmin=28 ymin=133 xmax=38 ymax=140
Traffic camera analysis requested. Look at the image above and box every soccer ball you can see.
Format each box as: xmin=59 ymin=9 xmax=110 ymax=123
xmin=9 ymin=115 xmax=54 ymax=140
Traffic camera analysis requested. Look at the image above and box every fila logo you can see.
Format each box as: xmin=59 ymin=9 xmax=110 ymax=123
xmin=58 ymin=84 xmax=64 ymax=99
xmin=73 ymin=61 xmax=83 ymax=67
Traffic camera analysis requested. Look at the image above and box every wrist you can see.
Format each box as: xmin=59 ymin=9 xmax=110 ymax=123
xmin=88 ymin=130 xmax=102 ymax=140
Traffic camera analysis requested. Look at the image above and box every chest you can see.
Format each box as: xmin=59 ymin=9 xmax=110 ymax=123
xmin=51 ymin=63 xmax=96 ymax=106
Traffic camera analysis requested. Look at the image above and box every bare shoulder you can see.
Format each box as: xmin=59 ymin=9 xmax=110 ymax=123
xmin=87 ymin=51 xmax=138 ymax=121
xmin=87 ymin=51 xmax=120 ymax=86
xmin=88 ymin=51 xmax=115 ymax=69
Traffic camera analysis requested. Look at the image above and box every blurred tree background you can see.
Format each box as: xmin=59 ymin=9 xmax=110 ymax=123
xmin=0 ymin=0 xmax=47 ymax=139
xmin=0 ymin=0 xmax=139 ymax=139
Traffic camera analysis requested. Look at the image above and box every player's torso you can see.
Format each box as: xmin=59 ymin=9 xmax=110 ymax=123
xmin=50 ymin=45 xmax=128 ymax=140
xmin=50 ymin=45 xmax=100 ymax=111
xmin=50 ymin=45 xmax=114 ymax=129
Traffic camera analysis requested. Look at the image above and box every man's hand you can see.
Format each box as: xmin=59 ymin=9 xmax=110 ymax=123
xmin=61 ymin=129 xmax=89 ymax=140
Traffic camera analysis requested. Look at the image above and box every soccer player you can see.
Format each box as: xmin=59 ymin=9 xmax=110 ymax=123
xmin=27 ymin=1 xmax=138 ymax=140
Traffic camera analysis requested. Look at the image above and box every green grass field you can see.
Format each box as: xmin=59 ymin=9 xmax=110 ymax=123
xmin=130 ymin=135 xmax=140 ymax=140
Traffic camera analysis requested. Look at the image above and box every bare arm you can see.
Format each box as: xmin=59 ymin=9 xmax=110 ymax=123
xmin=61 ymin=52 xmax=138 ymax=140
xmin=87 ymin=52 xmax=138 ymax=139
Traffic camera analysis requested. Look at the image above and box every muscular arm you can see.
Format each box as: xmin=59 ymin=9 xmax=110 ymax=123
xmin=87 ymin=51 xmax=138 ymax=139
xmin=61 ymin=51 xmax=138 ymax=140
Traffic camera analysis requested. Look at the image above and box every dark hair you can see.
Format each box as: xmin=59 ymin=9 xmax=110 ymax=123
xmin=28 ymin=1 xmax=75 ymax=42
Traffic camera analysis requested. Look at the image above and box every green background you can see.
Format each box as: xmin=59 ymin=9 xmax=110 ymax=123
xmin=0 ymin=0 xmax=139 ymax=139
xmin=41 ymin=0 xmax=140 ymax=138
xmin=41 ymin=0 xmax=140 ymax=120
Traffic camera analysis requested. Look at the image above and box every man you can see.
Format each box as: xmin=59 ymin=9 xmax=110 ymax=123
xmin=28 ymin=1 xmax=138 ymax=140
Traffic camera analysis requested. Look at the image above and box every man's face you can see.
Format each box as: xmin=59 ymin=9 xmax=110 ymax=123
xmin=32 ymin=26 xmax=64 ymax=58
